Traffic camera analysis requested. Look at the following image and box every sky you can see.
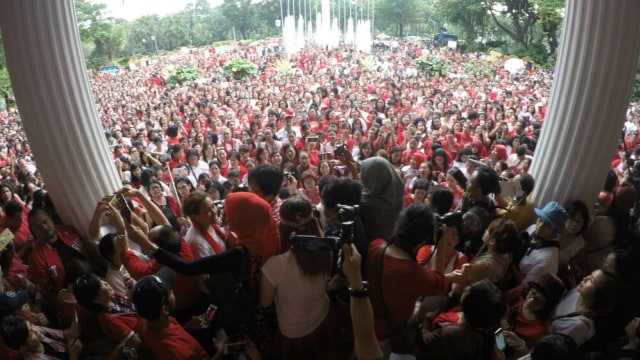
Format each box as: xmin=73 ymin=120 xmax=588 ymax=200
xmin=93 ymin=0 xmax=223 ymax=20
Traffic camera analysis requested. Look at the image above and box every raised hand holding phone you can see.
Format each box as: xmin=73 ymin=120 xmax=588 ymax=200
xmin=118 ymin=194 xmax=132 ymax=223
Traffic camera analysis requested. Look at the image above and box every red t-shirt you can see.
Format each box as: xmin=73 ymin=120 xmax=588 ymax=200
xmin=1 ymin=257 xmax=29 ymax=292
xmin=509 ymin=298 xmax=549 ymax=348
xmin=366 ymin=239 xmax=446 ymax=340
xmin=137 ymin=317 xmax=209 ymax=360
xmin=99 ymin=312 xmax=140 ymax=343
xmin=1 ymin=209 xmax=32 ymax=256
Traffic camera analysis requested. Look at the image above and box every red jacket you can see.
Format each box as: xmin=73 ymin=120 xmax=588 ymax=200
xmin=28 ymin=226 xmax=94 ymax=294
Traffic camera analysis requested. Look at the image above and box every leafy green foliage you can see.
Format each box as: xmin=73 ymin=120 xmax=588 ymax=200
xmin=221 ymin=58 xmax=257 ymax=80
xmin=433 ymin=0 xmax=564 ymax=65
xmin=435 ymin=0 xmax=488 ymax=45
xmin=462 ymin=61 xmax=494 ymax=76
xmin=75 ymin=0 xmax=125 ymax=69
xmin=633 ymin=57 xmax=640 ymax=102
xmin=0 ymin=68 xmax=12 ymax=101
xmin=0 ymin=34 xmax=11 ymax=103
xmin=531 ymin=0 xmax=564 ymax=56
xmin=167 ymin=67 xmax=202 ymax=86
xmin=414 ymin=55 xmax=452 ymax=77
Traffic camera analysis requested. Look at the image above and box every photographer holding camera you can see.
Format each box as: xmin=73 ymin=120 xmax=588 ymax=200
xmin=366 ymin=203 xmax=457 ymax=356
xmin=320 ymin=177 xmax=368 ymax=263
xmin=259 ymin=197 xmax=335 ymax=359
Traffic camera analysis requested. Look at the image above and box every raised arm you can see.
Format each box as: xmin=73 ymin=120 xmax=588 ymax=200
xmin=88 ymin=197 xmax=111 ymax=243
xmin=118 ymin=186 xmax=169 ymax=226
xmin=155 ymin=247 xmax=243 ymax=276
xmin=125 ymin=222 xmax=243 ymax=277
xmin=342 ymin=243 xmax=383 ymax=360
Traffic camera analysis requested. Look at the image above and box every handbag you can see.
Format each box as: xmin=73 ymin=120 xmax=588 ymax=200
xmin=205 ymin=246 xmax=255 ymax=324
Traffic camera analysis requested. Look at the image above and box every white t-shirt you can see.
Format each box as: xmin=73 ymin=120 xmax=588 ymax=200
xmin=551 ymin=288 xmax=595 ymax=346
xmin=185 ymin=225 xmax=226 ymax=293
xmin=519 ymin=226 xmax=559 ymax=285
xmin=261 ymin=251 xmax=330 ymax=338
xmin=105 ymin=265 xmax=131 ymax=297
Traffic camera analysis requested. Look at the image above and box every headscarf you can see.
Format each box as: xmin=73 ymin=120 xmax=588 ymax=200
xmin=411 ymin=153 xmax=426 ymax=170
xmin=224 ymin=192 xmax=280 ymax=264
xmin=360 ymin=157 xmax=405 ymax=241
xmin=471 ymin=140 xmax=488 ymax=158
xmin=492 ymin=144 xmax=508 ymax=161
xmin=361 ymin=157 xmax=405 ymax=209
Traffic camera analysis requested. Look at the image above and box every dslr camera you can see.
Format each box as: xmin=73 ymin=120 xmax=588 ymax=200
xmin=336 ymin=204 xmax=358 ymax=225
xmin=434 ymin=211 xmax=463 ymax=239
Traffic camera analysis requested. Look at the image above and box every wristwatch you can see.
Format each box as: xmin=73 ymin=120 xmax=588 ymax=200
xmin=348 ymin=281 xmax=369 ymax=298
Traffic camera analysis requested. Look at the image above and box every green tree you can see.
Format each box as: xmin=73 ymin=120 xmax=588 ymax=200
xmin=0 ymin=34 xmax=11 ymax=106
xmin=128 ymin=15 xmax=161 ymax=54
xmin=75 ymin=0 xmax=125 ymax=68
xmin=159 ymin=13 xmax=190 ymax=49
xmin=375 ymin=0 xmax=426 ymax=37
xmin=531 ymin=0 xmax=564 ymax=57
xmin=435 ymin=0 xmax=489 ymax=44
xmin=92 ymin=23 xmax=126 ymax=62
xmin=221 ymin=0 xmax=257 ymax=40
xmin=486 ymin=0 xmax=537 ymax=49
xmin=253 ymin=0 xmax=286 ymax=38
xmin=74 ymin=0 xmax=109 ymax=42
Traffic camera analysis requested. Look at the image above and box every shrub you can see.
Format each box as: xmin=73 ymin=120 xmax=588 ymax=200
xmin=221 ymin=57 xmax=257 ymax=80
xmin=167 ymin=66 xmax=202 ymax=86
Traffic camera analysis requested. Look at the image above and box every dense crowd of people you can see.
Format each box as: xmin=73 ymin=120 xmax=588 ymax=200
xmin=0 ymin=38 xmax=638 ymax=359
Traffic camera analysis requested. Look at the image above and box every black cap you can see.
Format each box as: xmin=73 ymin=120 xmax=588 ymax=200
xmin=132 ymin=268 xmax=176 ymax=320
xmin=0 ymin=290 xmax=29 ymax=317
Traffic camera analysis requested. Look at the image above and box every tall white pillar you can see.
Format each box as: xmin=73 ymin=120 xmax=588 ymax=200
xmin=531 ymin=0 xmax=640 ymax=208
xmin=0 ymin=1 xmax=121 ymax=237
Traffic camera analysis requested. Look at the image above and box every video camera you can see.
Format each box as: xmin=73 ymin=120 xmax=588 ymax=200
xmin=291 ymin=204 xmax=359 ymax=251
xmin=290 ymin=234 xmax=342 ymax=251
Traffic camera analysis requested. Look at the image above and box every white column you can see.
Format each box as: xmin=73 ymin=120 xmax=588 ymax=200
xmin=531 ymin=0 xmax=640 ymax=208
xmin=0 ymin=1 xmax=121 ymax=237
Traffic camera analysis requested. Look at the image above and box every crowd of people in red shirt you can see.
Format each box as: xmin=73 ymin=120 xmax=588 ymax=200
xmin=0 ymin=38 xmax=638 ymax=360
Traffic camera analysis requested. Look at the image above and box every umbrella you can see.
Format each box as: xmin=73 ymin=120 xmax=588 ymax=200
xmin=504 ymin=58 xmax=526 ymax=75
